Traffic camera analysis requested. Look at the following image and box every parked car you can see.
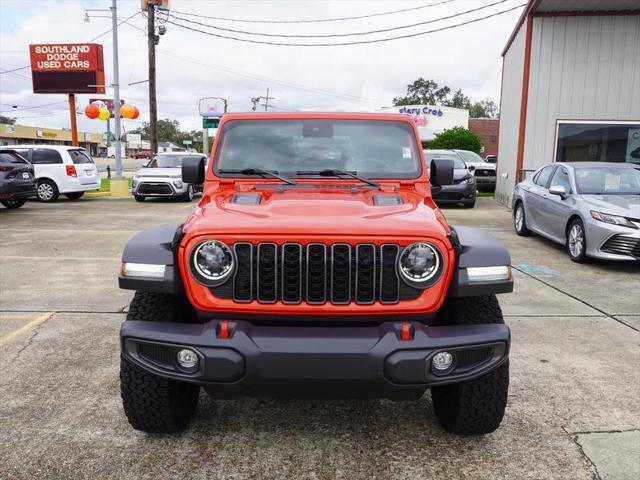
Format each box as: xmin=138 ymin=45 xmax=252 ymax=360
xmin=485 ymin=155 xmax=497 ymax=164
xmin=453 ymin=150 xmax=496 ymax=192
xmin=131 ymin=151 xmax=208 ymax=202
xmin=0 ymin=149 xmax=37 ymax=208
xmin=131 ymin=150 xmax=153 ymax=159
xmin=424 ymin=149 xmax=476 ymax=208
xmin=11 ymin=145 xmax=99 ymax=202
xmin=118 ymin=112 xmax=514 ymax=435
xmin=512 ymin=162 xmax=640 ymax=262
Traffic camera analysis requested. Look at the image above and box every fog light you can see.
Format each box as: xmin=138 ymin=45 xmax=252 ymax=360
xmin=173 ymin=180 xmax=183 ymax=188
xmin=432 ymin=351 xmax=454 ymax=373
xmin=176 ymin=349 xmax=199 ymax=369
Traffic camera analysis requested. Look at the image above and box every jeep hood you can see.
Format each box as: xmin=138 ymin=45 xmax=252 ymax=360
xmin=184 ymin=186 xmax=450 ymax=239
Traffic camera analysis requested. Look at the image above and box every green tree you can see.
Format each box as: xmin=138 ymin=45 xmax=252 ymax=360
xmin=0 ymin=115 xmax=17 ymax=125
xmin=393 ymin=78 xmax=451 ymax=106
xmin=468 ymin=98 xmax=498 ymax=118
xmin=428 ymin=127 xmax=482 ymax=153
xmin=446 ymin=89 xmax=471 ymax=110
xmin=130 ymin=118 xmax=183 ymax=143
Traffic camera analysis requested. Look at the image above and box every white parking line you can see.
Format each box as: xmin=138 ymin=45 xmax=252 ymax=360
xmin=0 ymin=256 xmax=119 ymax=261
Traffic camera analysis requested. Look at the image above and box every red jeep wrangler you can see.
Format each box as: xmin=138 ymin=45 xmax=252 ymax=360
xmin=119 ymin=113 xmax=513 ymax=435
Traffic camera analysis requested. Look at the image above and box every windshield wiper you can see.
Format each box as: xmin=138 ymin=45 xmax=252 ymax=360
xmin=296 ymin=169 xmax=380 ymax=187
xmin=218 ymin=168 xmax=296 ymax=185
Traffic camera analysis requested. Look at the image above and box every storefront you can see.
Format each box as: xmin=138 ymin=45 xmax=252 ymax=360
xmin=495 ymin=0 xmax=640 ymax=206
xmin=376 ymin=105 xmax=469 ymax=147
xmin=0 ymin=123 xmax=104 ymax=155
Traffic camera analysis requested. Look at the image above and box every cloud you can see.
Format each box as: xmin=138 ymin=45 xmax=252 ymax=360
xmin=0 ymin=0 xmax=523 ymax=133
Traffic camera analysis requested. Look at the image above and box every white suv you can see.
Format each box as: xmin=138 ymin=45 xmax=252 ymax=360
xmin=12 ymin=145 xmax=100 ymax=202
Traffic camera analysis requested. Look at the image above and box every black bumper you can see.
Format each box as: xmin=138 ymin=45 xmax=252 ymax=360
xmin=121 ymin=319 xmax=510 ymax=400
xmin=432 ymin=183 xmax=476 ymax=203
xmin=0 ymin=182 xmax=37 ymax=199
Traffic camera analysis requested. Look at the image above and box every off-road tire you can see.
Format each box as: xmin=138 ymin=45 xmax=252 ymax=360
xmin=65 ymin=192 xmax=84 ymax=200
xmin=121 ymin=291 xmax=199 ymax=432
xmin=120 ymin=357 xmax=199 ymax=433
xmin=514 ymin=201 xmax=531 ymax=236
xmin=431 ymin=295 xmax=509 ymax=435
xmin=134 ymin=194 xmax=145 ymax=202
xmin=1 ymin=198 xmax=27 ymax=209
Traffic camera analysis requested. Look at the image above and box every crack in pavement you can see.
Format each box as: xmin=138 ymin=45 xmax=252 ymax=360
xmin=564 ymin=426 xmax=602 ymax=480
xmin=11 ymin=313 xmax=52 ymax=363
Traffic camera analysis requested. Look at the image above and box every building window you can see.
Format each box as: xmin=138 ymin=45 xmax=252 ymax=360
xmin=555 ymin=121 xmax=640 ymax=164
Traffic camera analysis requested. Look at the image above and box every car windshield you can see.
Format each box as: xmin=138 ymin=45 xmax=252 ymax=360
xmin=150 ymin=154 xmax=188 ymax=168
xmin=214 ymin=119 xmax=422 ymax=179
xmin=457 ymin=150 xmax=484 ymax=164
xmin=575 ymin=166 xmax=640 ymax=194
xmin=424 ymin=151 xmax=466 ymax=169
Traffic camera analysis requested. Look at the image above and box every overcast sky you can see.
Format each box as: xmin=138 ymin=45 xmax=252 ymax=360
xmin=0 ymin=0 xmax=525 ymax=135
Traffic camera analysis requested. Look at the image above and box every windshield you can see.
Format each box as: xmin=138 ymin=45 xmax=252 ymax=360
xmin=69 ymin=149 xmax=94 ymax=164
xmin=150 ymin=154 xmax=188 ymax=168
xmin=214 ymin=119 xmax=422 ymax=179
xmin=575 ymin=166 xmax=640 ymax=194
xmin=424 ymin=151 xmax=466 ymax=169
xmin=456 ymin=150 xmax=484 ymax=164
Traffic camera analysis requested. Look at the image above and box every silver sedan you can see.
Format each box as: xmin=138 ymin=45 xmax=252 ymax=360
xmin=512 ymin=162 xmax=640 ymax=262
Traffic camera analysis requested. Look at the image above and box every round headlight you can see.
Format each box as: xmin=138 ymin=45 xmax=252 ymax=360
xmin=398 ymin=242 xmax=441 ymax=287
xmin=192 ymin=240 xmax=235 ymax=285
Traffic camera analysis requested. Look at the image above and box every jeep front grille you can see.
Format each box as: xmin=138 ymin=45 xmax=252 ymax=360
xmin=210 ymin=242 xmax=422 ymax=305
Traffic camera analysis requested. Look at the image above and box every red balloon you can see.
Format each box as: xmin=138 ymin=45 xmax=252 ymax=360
xmin=85 ymin=104 xmax=100 ymax=119
xmin=130 ymin=106 xmax=140 ymax=119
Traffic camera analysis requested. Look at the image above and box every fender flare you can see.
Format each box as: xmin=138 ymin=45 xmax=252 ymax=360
xmin=447 ymin=225 xmax=513 ymax=297
xmin=118 ymin=223 xmax=184 ymax=293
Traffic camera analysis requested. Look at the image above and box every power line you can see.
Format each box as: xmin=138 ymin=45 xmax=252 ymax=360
xmin=0 ymin=100 xmax=68 ymax=113
xmin=168 ymin=0 xmax=509 ymax=39
xmin=171 ymin=1 xmax=455 ymax=24
xmin=0 ymin=65 xmax=30 ymax=75
xmin=165 ymin=4 xmax=526 ymax=47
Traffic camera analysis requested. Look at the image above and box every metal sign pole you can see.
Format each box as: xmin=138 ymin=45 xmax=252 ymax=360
xmin=111 ymin=0 xmax=123 ymax=178
xmin=68 ymin=94 xmax=79 ymax=146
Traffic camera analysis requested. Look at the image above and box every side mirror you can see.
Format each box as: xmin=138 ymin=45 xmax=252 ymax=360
xmin=141 ymin=162 xmax=148 ymax=168
xmin=468 ymin=165 xmax=476 ymax=172
xmin=429 ymin=159 xmax=454 ymax=187
xmin=182 ymin=156 xmax=205 ymax=184
xmin=549 ymin=185 xmax=568 ymax=199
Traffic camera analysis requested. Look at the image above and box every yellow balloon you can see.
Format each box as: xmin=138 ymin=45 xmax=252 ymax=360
xmin=98 ymin=107 xmax=110 ymax=121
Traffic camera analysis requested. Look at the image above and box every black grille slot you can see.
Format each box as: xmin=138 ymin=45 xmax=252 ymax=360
xmin=455 ymin=347 xmax=493 ymax=370
xmin=138 ymin=343 xmax=175 ymax=368
xmin=211 ymin=243 xmax=422 ymax=305
xmin=282 ymin=243 xmax=303 ymax=303
xmin=233 ymin=243 xmax=253 ymax=302
xmin=257 ymin=243 xmax=277 ymax=302
xmin=137 ymin=183 xmax=173 ymax=195
xmin=380 ymin=245 xmax=400 ymax=303
xmin=601 ymin=235 xmax=640 ymax=258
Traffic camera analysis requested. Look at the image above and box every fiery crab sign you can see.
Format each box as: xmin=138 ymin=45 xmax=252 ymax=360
xmin=29 ymin=43 xmax=105 ymax=94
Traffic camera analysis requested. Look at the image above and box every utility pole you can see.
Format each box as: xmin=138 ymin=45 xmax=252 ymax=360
xmin=147 ymin=1 xmax=158 ymax=154
xmin=111 ymin=0 xmax=123 ymax=178
xmin=264 ymin=88 xmax=272 ymax=111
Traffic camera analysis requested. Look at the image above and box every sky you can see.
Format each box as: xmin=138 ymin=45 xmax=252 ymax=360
xmin=0 ymin=0 xmax=525 ymax=135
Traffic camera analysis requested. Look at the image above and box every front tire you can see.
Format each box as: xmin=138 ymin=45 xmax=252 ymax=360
xmin=463 ymin=199 xmax=475 ymax=208
xmin=37 ymin=179 xmax=59 ymax=202
xmin=120 ymin=291 xmax=199 ymax=432
xmin=1 ymin=198 xmax=27 ymax=209
xmin=431 ymin=295 xmax=509 ymax=435
xmin=134 ymin=195 xmax=145 ymax=202
xmin=183 ymin=184 xmax=194 ymax=202
xmin=567 ymin=218 xmax=589 ymax=263
xmin=514 ymin=202 xmax=531 ymax=236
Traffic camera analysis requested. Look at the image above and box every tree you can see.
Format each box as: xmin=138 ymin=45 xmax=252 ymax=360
xmin=446 ymin=89 xmax=472 ymax=110
xmin=468 ymin=98 xmax=498 ymax=119
xmin=130 ymin=118 xmax=182 ymax=143
xmin=0 ymin=115 xmax=16 ymax=125
xmin=428 ymin=127 xmax=482 ymax=153
xmin=393 ymin=78 xmax=451 ymax=106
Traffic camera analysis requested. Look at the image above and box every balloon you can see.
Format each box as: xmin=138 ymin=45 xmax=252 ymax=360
xmin=85 ymin=104 xmax=99 ymax=119
xmin=120 ymin=104 xmax=135 ymax=119
xmin=130 ymin=106 xmax=140 ymax=119
xmin=98 ymin=106 xmax=110 ymax=121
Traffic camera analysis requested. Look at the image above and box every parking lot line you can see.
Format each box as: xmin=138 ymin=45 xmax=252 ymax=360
xmin=0 ymin=312 xmax=53 ymax=346
xmin=0 ymin=255 xmax=118 ymax=261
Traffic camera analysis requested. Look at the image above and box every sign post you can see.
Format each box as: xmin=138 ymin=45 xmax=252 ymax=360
xmin=68 ymin=94 xmax=78 ymax=146
xmin=198 ymin=97 xmax=227 ymax=155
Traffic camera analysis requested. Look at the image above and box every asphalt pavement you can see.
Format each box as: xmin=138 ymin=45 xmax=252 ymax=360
xmin=1 ymin=197 xmax=638 ymax=479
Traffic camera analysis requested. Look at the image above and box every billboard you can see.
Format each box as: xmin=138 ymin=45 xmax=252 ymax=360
xmin=29 ymin=43 xmax=105 ymax=94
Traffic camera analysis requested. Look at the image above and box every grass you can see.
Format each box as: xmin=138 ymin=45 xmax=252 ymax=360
xmin=100 ymin=177 xmax=133 ymax=192
xmin=477 ymin=192 xmax=495 ymax=198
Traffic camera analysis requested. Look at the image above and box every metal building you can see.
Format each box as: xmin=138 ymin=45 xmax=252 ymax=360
xmin=496 ymin=0 xmax=640 ymax=206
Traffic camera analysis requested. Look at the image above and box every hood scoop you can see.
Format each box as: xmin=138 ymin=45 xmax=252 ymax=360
xmin=373 ymin=194 xmax=403 ymax=206
xmin=231 ymin=193 xmax=262 ymax=205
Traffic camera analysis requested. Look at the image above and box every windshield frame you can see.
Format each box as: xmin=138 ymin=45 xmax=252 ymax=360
xmin=212 ymin=118 xmax=424 ymax=181
xmin=574 ymin=165 xmax=640 ymax=195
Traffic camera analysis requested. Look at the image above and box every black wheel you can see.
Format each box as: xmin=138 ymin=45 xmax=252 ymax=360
xmin=1 ymin=198 xmax=27 ymax=209
xmin=567 ymin=218 xmax=589 ymax=263
xmin=65 ymin=191 xmax=84 ymax=200
xmin=513 ymin=202 xmax=531 ymax=236
xmin=431 ymin=295 xmax=509 ymax=435
xmin=36 ymin=179 xmax=59 ymax=202
xmin=134 ymin=195 xmax=145 ymax=202
xmin=120 ymin=291 xmax=199 ymax=433
xmin=463 ymin=199 xmax=476 ymax=209
xmin=183 ymin=184 xmax=194 ymax=202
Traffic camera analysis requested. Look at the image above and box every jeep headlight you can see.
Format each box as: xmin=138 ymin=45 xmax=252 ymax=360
xmin=398 ymin=242 xmax=441 ymax=288
xmin=191 ymin=240 xmax=235 ymax=285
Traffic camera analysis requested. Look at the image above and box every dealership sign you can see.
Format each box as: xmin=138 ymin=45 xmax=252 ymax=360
xmin=377 ymin=104 xmax=469 ymax=140
xmin=29 ymin=43 xmax=105 ymax=94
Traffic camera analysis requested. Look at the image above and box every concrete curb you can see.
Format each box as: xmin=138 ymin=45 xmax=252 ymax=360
xmin=85 ymin=191 xmax=112 ymax=198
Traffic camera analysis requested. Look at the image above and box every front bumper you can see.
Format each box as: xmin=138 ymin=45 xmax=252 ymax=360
xmin=433 ymin=182 xmax=476 ymax=204
xmin=586 ymin=218 xmax=640 ymax=260
xmin=133 ymin=178 xmax=187 ymax=197
xmin=121 ymin=319 xmax=510 ymax=399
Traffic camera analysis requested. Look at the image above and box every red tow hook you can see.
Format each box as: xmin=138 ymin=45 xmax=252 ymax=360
xmin=400 ymin=322 xmax=413 ymax=341
xmin=218 ymin=320 xmax=230 ymax=339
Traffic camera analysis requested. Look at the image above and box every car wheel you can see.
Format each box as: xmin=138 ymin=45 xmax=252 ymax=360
xmin=514 ymin=202 xmax=531 ymax=236
xmin=463 ymin=200 xmax=476 ymax=208
xmin=431 ymin=295 xmax=509 ymax=435
xmin=567 ymin=218 xmax=589 ymax=263
xmin=65 ymin=192 xmax=84 ymax=200
xmin=183 ymin=184 xmax=194 ymax=202
xmin=1 ymin=198 xmax=27 ymax=209
xmin=36 ymin=179 xmax=59 ymax=202
xmin=134 ymin=195 xmax=145 ymax=202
